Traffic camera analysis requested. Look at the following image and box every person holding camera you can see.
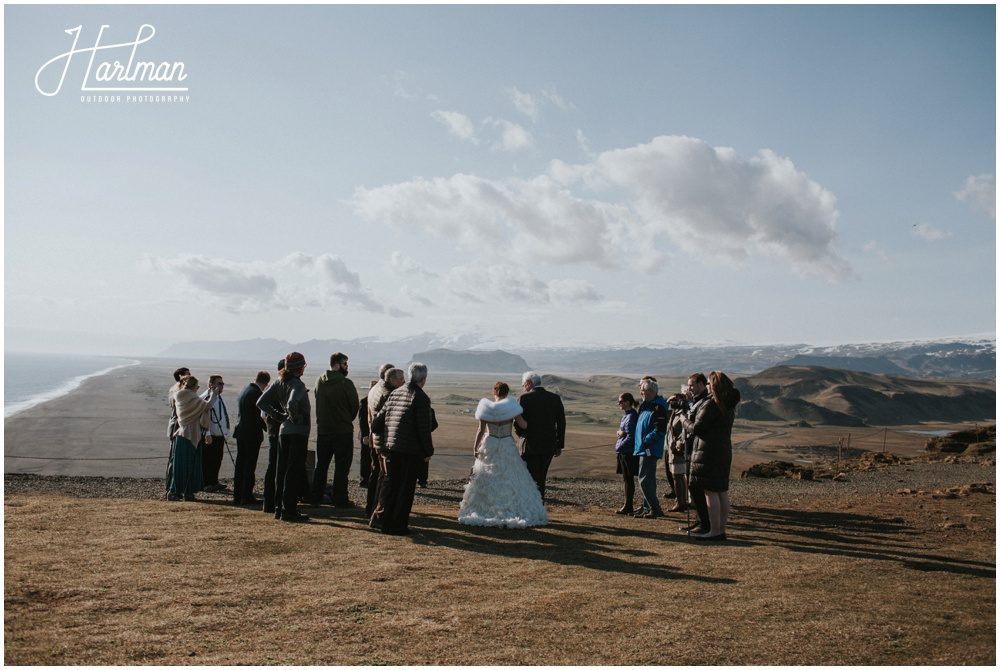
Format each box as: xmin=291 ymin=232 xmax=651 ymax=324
xmin=199 ymin=375 xmax=230 ymax=493
xmin=665 ymin=391 xmax=689 ymax=513
xmin=682 ymin=370 xmax=741 ymax=540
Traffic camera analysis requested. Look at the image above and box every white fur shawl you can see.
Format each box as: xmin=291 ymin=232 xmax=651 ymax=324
xmin=475 ymin=397 xmax=523 ymax=422
xmin=175 ymin=388 xmax=212 ymax=428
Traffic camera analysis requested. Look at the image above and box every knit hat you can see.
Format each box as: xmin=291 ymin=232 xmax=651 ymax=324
xmin=284 ymin=352 xmax=306 ymax=374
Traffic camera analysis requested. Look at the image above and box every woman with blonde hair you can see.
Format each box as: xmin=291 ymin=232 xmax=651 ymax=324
xmin=170 ymin=375 xmax=218 ymax=501
xmin=682 ymin=370 xmax=740 ymax=540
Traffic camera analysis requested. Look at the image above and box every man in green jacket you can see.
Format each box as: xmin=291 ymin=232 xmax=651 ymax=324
xmin=311 ymin=352 xmax=360 ymax=507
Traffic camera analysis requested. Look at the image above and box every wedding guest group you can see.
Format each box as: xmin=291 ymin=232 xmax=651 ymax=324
xmin=609 ymin=371 xmax=740 ymax=539
xmin=163 ymin=354 xmax=739 ymax=541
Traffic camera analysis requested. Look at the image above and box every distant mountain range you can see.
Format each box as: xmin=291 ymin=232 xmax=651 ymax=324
xmin=734 ymin=366 xmax=995 ymax=426
xmin=157 ymin=334 xmax=995 ymax=379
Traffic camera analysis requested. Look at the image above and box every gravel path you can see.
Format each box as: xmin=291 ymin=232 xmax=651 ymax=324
xmin=5 ymin=461 xmax=993 ymax=508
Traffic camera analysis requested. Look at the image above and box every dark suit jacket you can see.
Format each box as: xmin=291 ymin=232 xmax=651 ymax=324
xmin=233 ymin=382 xmax=266 ymax=446
xmin=516 ymin=387 xmax=566 ymax=456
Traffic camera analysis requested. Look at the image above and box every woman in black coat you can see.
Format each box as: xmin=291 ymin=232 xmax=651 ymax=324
xmin=682 ymin=370 xmax=740 ymax=541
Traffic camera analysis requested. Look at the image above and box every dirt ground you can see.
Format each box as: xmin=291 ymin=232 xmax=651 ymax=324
xmin=4 ymin=467 xmax=995 ymax=666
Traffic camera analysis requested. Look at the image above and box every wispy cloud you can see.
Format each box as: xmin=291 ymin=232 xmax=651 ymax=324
xmin=542 ymin=86 xmax=575 ymax=111
xmin=140 ymin=253 xmax=279 ymax=313
xmin=506 ymin=87 xmax=539 ymax=121
xmin=390 ymin=251 xmax=439 ymax=278
xmin=485 ymin=117 xmax=534 ymax=152
xmin=446 ymin=265 xmax=602 ymax=305
xmin=954 ymin=173 xmax=996 ymax=219
xmin=353 ymin=135 xmax=854 ymax=281
xmin=142 ymin=252 xmax=411 ymax=317
xmin=911 ymin=223 xmax=951 ymax=241
xmin=401 ymin=285 xmax=435 ymax=307
xmin=431 ymin=110 xmax=478 ymax=144
xmin=290 ymin=253 xmax=413 ymax=316
xmin=862 ymin=240 xmax=888 ymax=261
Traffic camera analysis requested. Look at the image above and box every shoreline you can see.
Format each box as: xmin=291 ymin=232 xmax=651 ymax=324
xmin=4 ymin=357 xmax=141 ymax=419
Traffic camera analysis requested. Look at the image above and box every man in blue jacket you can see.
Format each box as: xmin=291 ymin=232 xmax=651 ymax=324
xmin=634 ymin=377 xmax=668 ymax=518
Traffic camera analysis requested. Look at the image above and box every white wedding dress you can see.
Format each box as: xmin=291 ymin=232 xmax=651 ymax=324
xmin=458 ymin=398 xmax=549 ymax=529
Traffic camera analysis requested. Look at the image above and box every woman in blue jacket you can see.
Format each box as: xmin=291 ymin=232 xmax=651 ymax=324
xmin=633 ymin=378 xmax=669 ymax=518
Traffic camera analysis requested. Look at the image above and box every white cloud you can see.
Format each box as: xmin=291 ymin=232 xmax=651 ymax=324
xmin=431 ymin=110 xmax=478 ymax=144
xmin=142 ymin=252 xmax=411 ymax=317
xmin=140 ymin=253 xmax=278 ymax=313
xmin=954 ymin=173 xmax=996 ymax=219
xmin=542 ymin=87 xmax=575 ymax=111
xmin=353 ymin=135 xmax=854 ymax=281
xmin=576 ymin=129 xmax=594 ymax=158
xmin=290 ymin=253 xmax=411 ymax=316
xmin=485 ymin=117 xmax=534 ymax=152
xmin=353 ymin=173 xmax=633 ymax=269
xmin=911 ymin=223 xmax=951 ymax=241
xmin=506 ymin=87 xmax=539 ymax=121
xmin=401 ymin=285 xmax=435 ymax=307
xmin=862 ymin=240 xmax=888 ymax=261
xmin=390 ymin=251 xmax=439 ymax=278
xmin=446 ymin=265 xmax=601 ymax=306
xmin=548 ymin=279 xmax=603 ymax=304
xmin=551 ymin=135 xmax=854 ymax=280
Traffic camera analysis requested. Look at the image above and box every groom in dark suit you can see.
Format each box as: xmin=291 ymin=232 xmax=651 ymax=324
xmin=515 ymin=371 xmax=566 ymax=500
xmin=232 ymin=370 xmax=271 ymax=505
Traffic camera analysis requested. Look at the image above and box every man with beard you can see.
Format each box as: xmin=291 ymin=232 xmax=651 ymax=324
xmin=311 ymin=352 xmax=360 ymax=508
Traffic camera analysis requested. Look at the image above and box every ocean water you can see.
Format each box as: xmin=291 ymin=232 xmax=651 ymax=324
xmin=4 ymin=352 xmax=139 ymax=418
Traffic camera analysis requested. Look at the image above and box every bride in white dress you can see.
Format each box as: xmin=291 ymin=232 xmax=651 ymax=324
xmin=458 ymin=382 xmax=549 ymax=528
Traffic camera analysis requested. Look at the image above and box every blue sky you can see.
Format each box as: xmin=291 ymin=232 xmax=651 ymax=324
xmin=4 ymin=4 xmax=996 ymax=356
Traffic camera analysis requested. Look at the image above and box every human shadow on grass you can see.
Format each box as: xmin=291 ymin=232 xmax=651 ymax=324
xmin=734 ymin=506 xmax=995 ymax=579
xmin=397 ymin=511 xmax=737 ymax=584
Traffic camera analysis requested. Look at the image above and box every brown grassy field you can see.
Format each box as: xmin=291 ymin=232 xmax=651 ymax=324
xmin=4 ymin=476 xmax=995 ymax=666
xmin=5 ymin=364 xmax=994 ymax=665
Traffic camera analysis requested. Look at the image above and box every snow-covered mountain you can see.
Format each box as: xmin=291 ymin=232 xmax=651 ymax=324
xmin=157 ymin=334 xmax=995 ymax=378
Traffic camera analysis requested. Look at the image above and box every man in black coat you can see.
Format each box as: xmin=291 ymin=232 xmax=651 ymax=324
xmin=515 ymin=371 xmax=566 ymax=501
xmin=232 ymin=370 xmax=270 ymax=505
